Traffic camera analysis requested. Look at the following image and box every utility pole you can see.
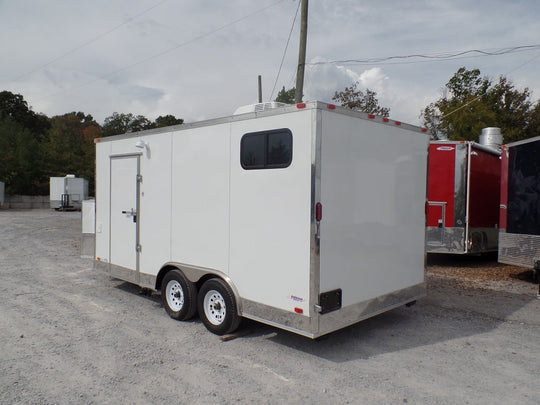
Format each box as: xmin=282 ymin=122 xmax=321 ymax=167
xmin=258 ymin=75 xmax=263 ymax=103
xmin=294 ymin=0 xmax=308 ymax=104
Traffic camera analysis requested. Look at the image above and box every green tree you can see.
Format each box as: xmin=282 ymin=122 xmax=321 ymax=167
xmin=332 ymin=82 xmax=390 ymax=117
xmin=0 ymin=90 xmax=50 ymax=136
xmin=152 ymin=114 xmax=183 ymax=128
xmin=0 ymin=116 xmax=47 ymax=195
xmin=45 ymin=112 xmax=101 ymax=195
xmin=526 ymin=101 xmax=540 ymax=139
xmin=275 ymin=87 xmax=296 ymax=104
xmin=422 ymin=67 xmax=535 ymax=142
xmin=102 ymin=112 xmax=152 ymax=137
xmin=0 ymin=91 xmax=51 ymax=194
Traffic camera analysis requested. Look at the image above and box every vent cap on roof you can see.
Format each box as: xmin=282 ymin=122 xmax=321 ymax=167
xmin=479 ymin=127 xmax=503 ymax=151
xmin=233 ymin=102 xmax=288 ymax=115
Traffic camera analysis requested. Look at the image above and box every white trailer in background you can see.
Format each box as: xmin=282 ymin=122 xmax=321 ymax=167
xmin=50 ymin=175 xmax=89 ymax=210
xmin=94 ymin=101 xmax=429 ymax=338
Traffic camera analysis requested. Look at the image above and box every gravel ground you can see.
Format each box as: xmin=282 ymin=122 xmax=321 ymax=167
xmin=1 ymin=210 xmax=539 ymax=404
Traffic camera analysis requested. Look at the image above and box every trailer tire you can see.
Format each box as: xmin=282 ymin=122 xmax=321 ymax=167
xmin=198 ymin=278 xmax=240 ymax=336
xmin=161 ymin=269 xmax=197 ymax=321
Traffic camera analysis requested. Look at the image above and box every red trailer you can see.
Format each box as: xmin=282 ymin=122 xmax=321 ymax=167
xmin=427 ymin=129 xmax=501 ymax=254
xmin=499 ymin=135 xmax=540 ymax=283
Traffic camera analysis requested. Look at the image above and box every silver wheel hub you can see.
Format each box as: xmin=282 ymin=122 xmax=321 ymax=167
xmin=203 ymin=290 xmax=226 ymax=325
xmin=165 ymin=280 xmax=184 ymax=312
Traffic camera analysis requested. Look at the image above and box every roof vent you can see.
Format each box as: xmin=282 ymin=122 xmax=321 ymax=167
xmin=479 ymin=127 xmax=503 ymax=151
xmin=233 ymin=102 xmax=288 ymax=115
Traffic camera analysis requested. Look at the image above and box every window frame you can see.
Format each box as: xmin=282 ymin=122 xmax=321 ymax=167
xmin=240 ymin=128 xmax=293 ymax=170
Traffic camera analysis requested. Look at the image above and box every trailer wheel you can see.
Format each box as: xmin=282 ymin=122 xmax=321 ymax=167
xmin=198 ymin=278 xmax=240 ymax=336
xmin=161 ymin=269 xmax=197 ymax=321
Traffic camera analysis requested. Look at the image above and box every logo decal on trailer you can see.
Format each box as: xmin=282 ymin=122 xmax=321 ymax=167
xmin=289 ymin=295 xmax=305 ymax=303
xmin=436 ymin=146 xmax=455 ymax=151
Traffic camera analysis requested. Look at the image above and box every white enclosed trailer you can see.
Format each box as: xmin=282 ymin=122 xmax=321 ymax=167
xmin=50 ymin=175 xmax=89 ymax=210
xmin=95 ymin=102 xmax=428 ymax=338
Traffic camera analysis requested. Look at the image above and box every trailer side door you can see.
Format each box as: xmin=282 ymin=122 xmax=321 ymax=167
xmin=109 ymin=155 xmax=140 ymax=275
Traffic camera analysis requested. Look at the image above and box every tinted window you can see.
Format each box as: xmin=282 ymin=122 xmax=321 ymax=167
xmin=241 ymin=129 xmax=292 ymax=169
xmin=240 ymin=133 xmax=265 ymax=168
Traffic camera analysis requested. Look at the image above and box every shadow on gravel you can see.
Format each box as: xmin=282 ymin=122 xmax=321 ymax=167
xmin=109 ymin=270 xmax=537 ymax=364
xmin=113 ymin=281 xmax=161 ymax=305
xmin=426 ymin=251 xmax=499 ymax=267
xmin=237 ymin=277 xmax=539 ymax=363
xmin=510 ymin=270 xmax=537 ymax=283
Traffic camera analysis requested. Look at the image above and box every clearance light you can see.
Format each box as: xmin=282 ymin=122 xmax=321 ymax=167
xmin=95 ymin=138 xmax=101 ymax=143
xmin=383 ymin=118 xmax=389 ymax=122
xmin=395 ymin=121 xmax=402 ymax=126
xmin=297 ymin=103 xmax=306 ymax=109
xmin=97 ymin=257 xmax=101 ymax=261
xmin=294 ymin=307 xmax=303 ymax=314
xmin=316 ymin=203 xmax=322 ymax=221
xmin=368 ymin=114 xmax=375 ymax=119
xmin=421 ymin=128 xmax=428 ymax=132
xmin=327 ymin=104 xmax=336 ymax=110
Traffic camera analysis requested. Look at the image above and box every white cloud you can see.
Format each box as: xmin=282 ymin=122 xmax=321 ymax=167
xmin=0 ymin=0 xmax=538 ymax=126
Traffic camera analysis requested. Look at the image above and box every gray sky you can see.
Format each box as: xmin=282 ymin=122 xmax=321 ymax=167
xmin=1 ymin=0 xmax=539 ymax=126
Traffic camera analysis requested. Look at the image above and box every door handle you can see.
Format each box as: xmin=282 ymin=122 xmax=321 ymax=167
xmin=121 ymin=209 xmax=137 ymax=222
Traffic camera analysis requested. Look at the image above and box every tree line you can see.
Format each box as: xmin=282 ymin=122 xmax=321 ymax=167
xmin=1 ymin=66 xmax=539 ymax=196
xmin=0 ymin=91 xmax=183 ymax=196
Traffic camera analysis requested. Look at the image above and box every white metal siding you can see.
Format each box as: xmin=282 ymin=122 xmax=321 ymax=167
xmin=319 ymin=111 xmax=427 ymax=307
xmin=138 ymin=133 xmax=173 ymax=277
xmin=170 ymin=124 xmax=231 ymax=273
xmin=229 ymin=112 xmax=313 ymax=313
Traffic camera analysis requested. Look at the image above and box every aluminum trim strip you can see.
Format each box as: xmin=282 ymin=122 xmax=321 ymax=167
xmin=317 ymin=283 xmax=426 ymax=337
xmin=241 ymin=283 xmax=426 ymax=339
xmin=94 ymin=260 xmax=156 ymax=290
xmin=96 ymin=101 xmax=427 ymax=144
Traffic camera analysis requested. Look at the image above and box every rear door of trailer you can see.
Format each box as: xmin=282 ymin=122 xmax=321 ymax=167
xmin=317 ymin=110 xmax=427 ymax=335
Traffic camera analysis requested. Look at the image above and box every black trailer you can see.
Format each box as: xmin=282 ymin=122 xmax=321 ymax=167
xmin=499 ymin=135 xmax=540 ymax=286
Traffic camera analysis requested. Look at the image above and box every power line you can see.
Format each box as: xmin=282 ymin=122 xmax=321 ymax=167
xmin=306 ymin=44 xmax=540 ymax=66
xmin=440 ymin=50 xmax=540 ymax=121
xmin=10 ymin=0 xmax=169 ymax=83
xmin=269 ymin=0 xmax=301 ymax=101
xmin=32 ymin=0 xmax=286 ymax=104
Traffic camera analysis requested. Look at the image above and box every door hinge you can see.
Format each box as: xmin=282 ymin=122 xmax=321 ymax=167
xmin=137 ymin=174 xmax=143 ymax=183
xmin=136 ymin=244 xmax=142 ymax=253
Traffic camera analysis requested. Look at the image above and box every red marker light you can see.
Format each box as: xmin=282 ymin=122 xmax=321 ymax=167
xmin=368 ymin=114 xmax=375 ymax=119
xmin=383 ymin=117 xmax=389 ymax=122
xmin=297 ymin=103 xmax=306 ymax=109
xmin=421 ymin=128 xmax=428 ymax=132
xmin=316 ymin=203 xmax=322 ymax=221
xmin=294 ymin=307 xmax=303 ymax=314
xmin=327 ymin=104 xmax=336 ymax=110
xmin=395 ymin=121 xmax=402 ymax=126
